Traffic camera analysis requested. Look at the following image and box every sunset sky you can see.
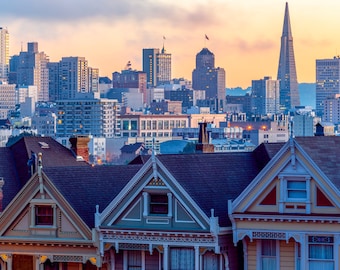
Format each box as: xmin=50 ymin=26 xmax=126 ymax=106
xmin=2 ymin=0 xmax=340 ymax=88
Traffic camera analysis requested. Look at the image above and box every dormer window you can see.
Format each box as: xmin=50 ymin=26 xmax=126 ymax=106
xmin=279 ymin=175 xmax=311 ymax=213
xmin=287 ymin=181 xmax=307 ymax=200
xmin=35 ymin=205 xmax=53 ymax=226
xmin=150 ymin=194 xmax=168 ymax=214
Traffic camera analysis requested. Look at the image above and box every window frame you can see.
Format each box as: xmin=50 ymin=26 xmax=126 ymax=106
xmin=286 ymin=180 xmax=307 ymax=201
xmin=257 ymin=239 xmax=279 ymax=270
xmin=279 ymin=175 xmax=311 ymax=203
xmin=35 ymin=205 xmax=54 ymax=226
xmin=308 ymin=235 xmax=334 ymax=269
xmin=30 ymin=200 xmax=56 ymax=229
xmin=149 ymin=194 xmax=169 ymax=215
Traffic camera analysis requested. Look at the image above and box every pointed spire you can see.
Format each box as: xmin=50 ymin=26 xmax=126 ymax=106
xmin=277 ymin=2 xmax=300 ymax=111
xmin=282 ymin=2 xmax=292 ymax=38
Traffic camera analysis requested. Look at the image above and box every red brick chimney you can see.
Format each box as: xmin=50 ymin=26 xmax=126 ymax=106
xmin=196 ymin=122 xmax=214 ymax=153
xmin=69 ymin=136 xmax=91 ymax=162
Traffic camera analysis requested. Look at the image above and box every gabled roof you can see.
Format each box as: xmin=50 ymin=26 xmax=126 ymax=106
xmin=120 ymin=142 xmax=145 ymax=153
xmin=0 ymin=136 xmax=90 ymax=212
xmin=9 ymin=136 xmax=89 ymax=185
xmin=231 ymin=136 xmax=340 ymax=216
xmin=43 ymin=164 xmax=143 ymax=228
xmin=0 ymin=148 xmax=21 ymax=208
xmin=156 ymin=152 xmax=263 ymax=227
xmin=253 ymin=142 xmax=285 ymax=170
xmin=294 ymin=136 xmax=340 ymax=189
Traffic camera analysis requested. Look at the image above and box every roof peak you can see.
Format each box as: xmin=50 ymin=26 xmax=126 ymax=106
xmin=282 ymin=2 xmax=292 ymax=37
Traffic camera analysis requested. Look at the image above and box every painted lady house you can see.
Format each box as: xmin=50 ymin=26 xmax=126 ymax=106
xmin=229 ymin=136 xmax=340 ymax=270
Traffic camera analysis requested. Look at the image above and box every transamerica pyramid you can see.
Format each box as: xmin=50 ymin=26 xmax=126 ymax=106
xmin=277 ymin=2 xmax=300 ymax=111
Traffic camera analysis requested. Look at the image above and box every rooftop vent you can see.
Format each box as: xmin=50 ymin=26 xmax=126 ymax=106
xmin=38 ymin=142 xmax=49 ymax=149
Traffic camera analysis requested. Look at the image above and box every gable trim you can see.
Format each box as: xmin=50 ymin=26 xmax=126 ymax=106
xmin=98 ymin=156 xmax=210 ymax=230
xmin=231 ymin=141 xmax=291 ymax=211
xmin=98 ymin=157 xmax=153 ymax=224
xmin=0 ymin=172 xmax=93 ymax=240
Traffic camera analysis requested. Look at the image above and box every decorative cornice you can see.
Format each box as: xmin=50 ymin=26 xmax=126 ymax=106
xmin=232 ymin=213 xmax=340 ymax=224
xmin=0 ymin=239 xmax=94 ymax=248
xmin=100 ymin=230 xmax=216 ymax=244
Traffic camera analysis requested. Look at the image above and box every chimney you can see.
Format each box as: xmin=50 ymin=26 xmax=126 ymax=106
xmin=69 ymin=135 xmax=91 ymax=162
xmin=196 ymin=122 xmax=214 ymax=153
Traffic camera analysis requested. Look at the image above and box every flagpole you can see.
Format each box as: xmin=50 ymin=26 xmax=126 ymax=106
xmin=204 ymin=34 xmax=209 ymax=48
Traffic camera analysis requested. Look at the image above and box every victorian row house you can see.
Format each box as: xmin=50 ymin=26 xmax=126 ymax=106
xmin=0 ymin=134 xmax=339 ymax=269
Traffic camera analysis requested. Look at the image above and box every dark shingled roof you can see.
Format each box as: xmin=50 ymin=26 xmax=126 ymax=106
xmin=9 ymin=136 xmax=89 ymax=185
xmin=0 ymin=136 xmax=90 ymax=211
xmin=43 ymin=164 xmax=143 ymax=228
xmin=295 ymin=136 xmax=340 ymax=190
xmin=253 ymin=142 xmax=285 ymax=170
xmin=120 ymin=143 xmax=145 ymax=153
xmin=157 ymin=152 xmax=264 ymax=227
xmin=0 ymin=148 xmax=21 ymax=208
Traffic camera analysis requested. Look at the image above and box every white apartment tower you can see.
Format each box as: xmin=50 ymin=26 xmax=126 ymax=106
xmin=0 ymin=27 xmax=9 ymax=82
xmin=0 ymin=82 xmax=16 ymax=119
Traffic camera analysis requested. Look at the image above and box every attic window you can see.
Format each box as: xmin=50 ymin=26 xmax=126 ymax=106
xmin=150 ymin=194 xmax=168 ymax=214
xmin=287 ymin=181 xmax=307 ymax=200
xmin=38 ymin=142 xmax=49 ymax=149
xmin=35 ymin=205 xmax=53 ymax=225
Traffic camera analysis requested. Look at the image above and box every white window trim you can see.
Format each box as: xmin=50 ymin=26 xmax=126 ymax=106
xmin=307 ymin=235 xmax=335 ymax=269
xmin=29 ymin=199 xmax=57 ymax=229
xmin=256 ymin=239 xmax=280 ymax=270
xmin=143 ymin=191 xmax=172 ymax=218
xmin=279 ymin=175 xmax=311 ymax=213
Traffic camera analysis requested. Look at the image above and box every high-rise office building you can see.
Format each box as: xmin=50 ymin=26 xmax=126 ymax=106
xmin=316 ymin=57 xmax=340 ymax=116
xmin=142 ymin=47 xmax=171 ymax=87
xmin=251 ymin=76 xmax=280 ymax=116
xmin=16 ymin=42 xmax=49 ymax=101
xmin=47 ymin=62 xmax=60 ymax=102
xmin=277 ymin=2 xmax=300 ymax=111
xmin=49 ymin=58 xmax=99 ymax=101
xmin=192 ymin=48 xmax=226 ymax=112
xmin=0 ymin=27 xmax=9 ymax=82
xmin=58 ymin=57 xmax=89 ymax=99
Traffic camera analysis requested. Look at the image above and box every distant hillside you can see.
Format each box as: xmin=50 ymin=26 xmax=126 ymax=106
xmin=226 ymin=83 xmax=316 ymax=109
xmin=226 ymin=87 xmax=251 ymax=96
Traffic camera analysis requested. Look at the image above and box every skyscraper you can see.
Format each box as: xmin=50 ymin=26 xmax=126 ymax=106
xmin=0 ymin=27 xmax=9 ymax=82
xmin=277 ymin=2 xmax=300 ymax=111
xmin=251 ymin=76 xmax=280 ymax=116
xmin=58 ymin=56 xmax=89 ymax=99
xmin=192 ymin=48 xmax=226 ymax=112
xmin=16 ymin=42 xmax=49 ymax=101
xmin=316 ymin=57 xmax=340 ymax=116
xmin=142 ymin=47 xmax=171 ymax=87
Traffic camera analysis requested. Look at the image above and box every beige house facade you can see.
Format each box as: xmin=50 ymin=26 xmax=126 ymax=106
xmin=229 ymin=137 xmax=340 ymax=270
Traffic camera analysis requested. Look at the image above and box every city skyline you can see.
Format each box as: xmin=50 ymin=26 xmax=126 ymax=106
xmin=2 ymin=0 xmax=340 ymax=88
